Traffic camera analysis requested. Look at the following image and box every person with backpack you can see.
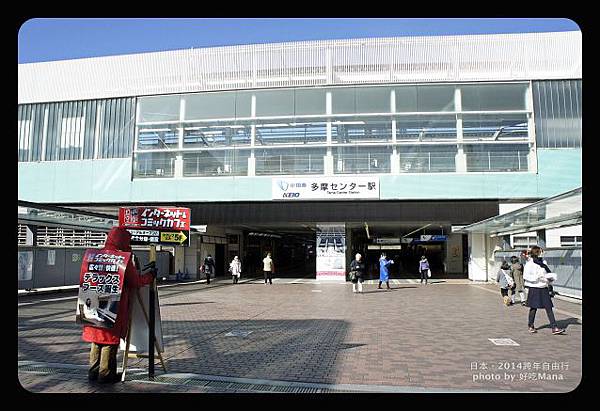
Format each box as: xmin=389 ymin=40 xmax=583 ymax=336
xmin=523 ymin=246 xmax=565 ymax=335
xmin=496 ymin=260 xmax=515 ymax=306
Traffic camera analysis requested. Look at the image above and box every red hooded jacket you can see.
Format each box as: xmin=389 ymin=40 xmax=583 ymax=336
xmin=82 ymin=227 xmax=154 ymax=345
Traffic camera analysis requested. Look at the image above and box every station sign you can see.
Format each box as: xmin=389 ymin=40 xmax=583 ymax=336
xmin=119 ymin=207 xmax=191 ymax=247
xmin=420 ymin=235 xmax=448 ymax=242
xmin=272 ymin=177 xmax=379 ymax=200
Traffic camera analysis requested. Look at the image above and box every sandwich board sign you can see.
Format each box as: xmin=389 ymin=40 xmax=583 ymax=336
xmin=75 ymin=249 xmax=130 ymax=329
xmin=119 ymin=207 xmax=191 ymax=247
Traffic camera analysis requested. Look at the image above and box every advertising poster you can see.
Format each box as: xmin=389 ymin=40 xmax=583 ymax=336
xmin=119 ymin=207 xmax=191 ymax=247
xmin=18 ymin=251 xmax=33 ymax=281
xmin=316 ymin=224 xmax=346 ymax=281
xmin=75 ymin=249 xmax=130 ymax=329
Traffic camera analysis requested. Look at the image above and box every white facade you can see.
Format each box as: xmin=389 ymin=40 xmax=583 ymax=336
xmin=19 ymin=31 xmax=581 ymax=104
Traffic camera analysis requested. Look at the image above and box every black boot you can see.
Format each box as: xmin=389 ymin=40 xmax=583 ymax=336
xmin=378 ymin=281 xmax=382 ymax=289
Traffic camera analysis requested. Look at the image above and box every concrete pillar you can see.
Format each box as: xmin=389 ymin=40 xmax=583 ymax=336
xmin=390 ymin=153 xmax=400 ymax=174
xmin=174 ymin=155 xmax=184 ymax=178
xmin=468 ymin=233 xmax=487 ymax=281
xmin=324 ymin=154 xmax=334 ymax=175
xmin=248 ymin=155 xmax=256 ymax=176
xmin=25 ymin=225 xmax=36 ymax=246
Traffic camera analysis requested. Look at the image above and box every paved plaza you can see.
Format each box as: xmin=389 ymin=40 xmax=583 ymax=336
xmin=18 ymin=278 xmax=582 ymax=393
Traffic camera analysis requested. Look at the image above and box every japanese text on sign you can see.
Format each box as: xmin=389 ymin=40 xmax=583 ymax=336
xmin=119 ymin=207 xmax=191 ymax=230
xmin=273 ymin=177 xmax=380 ymax=200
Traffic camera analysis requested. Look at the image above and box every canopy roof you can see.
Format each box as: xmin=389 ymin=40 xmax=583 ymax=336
xmin=18 ymin=200 xmax=118 ymax=232
xmin=457 ymin=187 xmax=581 ymax=236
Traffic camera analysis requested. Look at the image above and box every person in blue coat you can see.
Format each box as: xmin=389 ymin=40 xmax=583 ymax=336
xmin=378 ymin=253 xmax=394 ymax=290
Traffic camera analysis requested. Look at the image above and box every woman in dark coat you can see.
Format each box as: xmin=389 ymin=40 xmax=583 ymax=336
xmin=350 ymin=253 xmax=366 ymax=294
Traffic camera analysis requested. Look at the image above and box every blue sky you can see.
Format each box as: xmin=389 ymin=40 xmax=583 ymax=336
xmin=18 ymin=18 xmax=580 ymax=64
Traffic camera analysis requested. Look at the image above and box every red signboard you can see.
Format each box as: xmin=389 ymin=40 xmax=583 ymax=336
xmin=75 ymin=249 xmax=130 ymax=329
xmin=119 ymin=207 xmax=191 ymax=231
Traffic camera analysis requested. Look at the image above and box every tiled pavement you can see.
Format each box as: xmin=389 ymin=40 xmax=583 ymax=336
xmin=18 ymin=278 xmax=582 ymax=393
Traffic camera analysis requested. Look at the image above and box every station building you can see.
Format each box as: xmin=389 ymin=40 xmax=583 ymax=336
xmin=18 ymin=31 xmax=582 ymax=287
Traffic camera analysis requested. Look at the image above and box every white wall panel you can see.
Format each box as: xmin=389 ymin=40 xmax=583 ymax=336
xmin=19 ymin=31 xmax=581 ymax=104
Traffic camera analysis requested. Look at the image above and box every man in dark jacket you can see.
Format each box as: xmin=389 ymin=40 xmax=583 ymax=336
xmin=81 ymin=227 xmax=155 ymax=383
xmin=204 ymin=255 xmax=215 ymax=284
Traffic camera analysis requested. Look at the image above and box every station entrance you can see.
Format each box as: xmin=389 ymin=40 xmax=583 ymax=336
xmin=60 ymin=199 xmax=497 ymax=282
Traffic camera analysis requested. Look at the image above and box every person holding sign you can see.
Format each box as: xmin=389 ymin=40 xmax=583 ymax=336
xmin=79 ymin=227 xmax=156 ymax=383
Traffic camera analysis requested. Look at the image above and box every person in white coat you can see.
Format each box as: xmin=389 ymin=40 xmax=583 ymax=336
xmin=523 ymin=246 xmax=565 ymax=334
xmin=229 ymin=256 xmax=242 ymax=284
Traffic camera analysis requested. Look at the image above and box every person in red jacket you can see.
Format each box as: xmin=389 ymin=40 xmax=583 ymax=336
xmin=82 ymin=226 xmax=155 ymax=383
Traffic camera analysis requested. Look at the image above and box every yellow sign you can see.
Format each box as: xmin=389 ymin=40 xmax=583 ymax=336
xmin=160 ymin=231 xmax=188 ymax=244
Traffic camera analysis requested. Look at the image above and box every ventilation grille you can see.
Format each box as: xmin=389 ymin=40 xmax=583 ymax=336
xmin=35 ymin=226 xmax=107 ymax=247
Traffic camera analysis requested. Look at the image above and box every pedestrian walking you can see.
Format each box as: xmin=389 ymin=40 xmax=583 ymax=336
xmin=263 ymin=252 xmax=274 ymax=285
xmin=419 ymin=255 xmax=430 ymax=285
xmin=81 ymin=227 xmax=155 ymax=383
xmin=204 ymin=254 xmax=215 ymax=284
xmin=229 ymin=256 xmax=242 ymax=284
xmin=378 ymin=252 xmax=394 ymax=290
xmin=510 ymin=255 xmax=526 ymax=305
xmin=524 ymin=246 xmax=565 ymax=335
xmin=496 ymin=260 xmax=515 ymax=306
xmin=349 ymin=253 xmax=366 ymax=293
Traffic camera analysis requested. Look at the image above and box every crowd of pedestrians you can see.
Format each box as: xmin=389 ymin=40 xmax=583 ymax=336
xmin=495 ymin=246 xmax=565 ymax=335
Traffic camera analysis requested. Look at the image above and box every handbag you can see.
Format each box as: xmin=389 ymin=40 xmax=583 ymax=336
xmin=427 ymin=269 xmax=431 ymax=278
xmin=349 ymin=270 xmax=357 ymax=281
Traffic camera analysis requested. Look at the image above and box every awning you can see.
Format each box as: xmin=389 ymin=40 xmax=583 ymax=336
xmin=18 ymin=201 xmax=118 ymax=232
xmin=456 ymin=187 xmax=581 ymax=236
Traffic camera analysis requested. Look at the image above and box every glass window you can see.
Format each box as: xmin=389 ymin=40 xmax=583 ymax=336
xmin=133 ymin=152 xmax=177 ymax=178
xmin=396 ymin=115 xmax=457 ymax=142
xmin=183 ymin=122 xmax=251 ymax=148
xmin=333 ymin=146 xmax=391 ymax=174
xmin=356 ymin=87 xmax=391 ymax=113
xmin=464 ymin=144 xmax=529 ymax=172
xmin=512 ymin=236 xmax=538 ymax=248
xmin=398 ymin=145 xmax=457 ymax=173
xmin=183 ymin=150 xmax=249 ymax=177
xmin=462 ymin=114 xmax=529 ymax=141
xmin=184 ymin=91 xmax=236 ymax=120
xmin=395 ymin=86 xmax=418 ymax=112
xmin=294 ymin=88 xmax=327 ymax=115
xmin=138 ymin=95 xmax=181 ymax=122
xmin=461 ymin=83 xmax=528 ymax=111
xmin=255 ymin=121 xmax=327 ymax=145
xmin=137 ymin=125 xmax=179 ymax=150
xmin=235 ymin=91 xmax=253 ymax=118
xmin=332 ymin=118 xmax=392 ymax=144
xmin=560 ymin=236 xmax=582 ymax=247
xmin=331 ymin=88 xmax=356 ymax=114
xmin=255 ymin=89 xmax=294 ymax=117
xmin=417 ymin=85 xmax=455 ymax=112
xmin=255 ymin=147 xmax=325 ymax=175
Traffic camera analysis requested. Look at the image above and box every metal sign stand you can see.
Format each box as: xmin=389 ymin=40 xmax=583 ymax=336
xmin=120 ymin=246 xmax=167 ymax=382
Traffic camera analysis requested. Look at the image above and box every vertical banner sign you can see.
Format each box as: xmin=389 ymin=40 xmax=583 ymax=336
xmin=119 ymin=207 xmax=191 ymax=247
xmin=316 ymin=224 xmax=346 ymax=282
xmin=75 ymin=249 xmax=130 ymax=329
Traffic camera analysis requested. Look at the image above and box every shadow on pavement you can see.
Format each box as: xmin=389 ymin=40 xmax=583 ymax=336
xmin=536 ymin=317 xmax=581 ymax=331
